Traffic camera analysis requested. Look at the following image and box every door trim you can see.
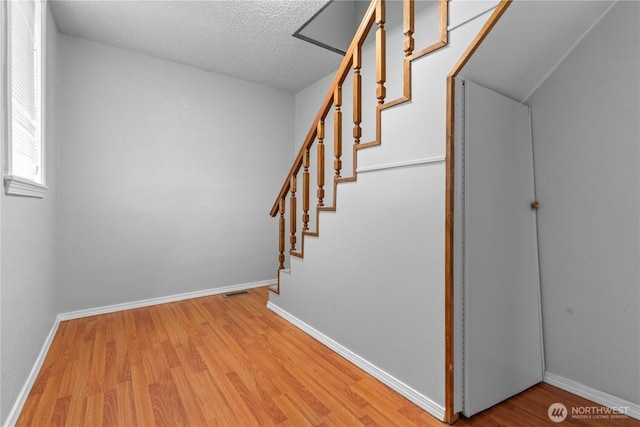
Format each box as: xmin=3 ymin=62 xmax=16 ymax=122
xmin=444 ymin=1 xmax=513 ymax=423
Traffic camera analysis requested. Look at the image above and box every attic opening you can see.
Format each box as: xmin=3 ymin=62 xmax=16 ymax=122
xmin=293 ymin=0 xmax=359 ymax=55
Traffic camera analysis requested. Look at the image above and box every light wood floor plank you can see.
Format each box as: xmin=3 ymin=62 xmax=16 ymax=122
xmin=16 ymin=287 xmax=640 ymax=426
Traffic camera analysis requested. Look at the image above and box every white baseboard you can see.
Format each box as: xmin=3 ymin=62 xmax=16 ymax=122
xmin=4 ymin=280 xmax=275 ymax=427
xmin=58 ymin=279 xmax=275 ymax=321
xmin=266 ymin=301 xmax=445 ymax=421
xmin=3 ymin=321 xmax=60 ymax=427
xmin=544 ymin=372 xmax=640 ymax=420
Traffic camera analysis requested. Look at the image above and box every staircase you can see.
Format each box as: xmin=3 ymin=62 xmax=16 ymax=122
xmin=267 ymin=0 xmax=511 ymax=423
xmin=269 ymin=0 xmax=448 ymax=292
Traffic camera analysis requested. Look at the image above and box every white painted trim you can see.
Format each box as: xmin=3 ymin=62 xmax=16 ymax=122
xmin=266 ymin=301 xmax=445 ymax=421
xmin=356 ymin=156 xmax=445 ymax=174
xmin=3 ymin=320 xmax=59 ymax=427
xmin=4 ymin=175 xmax=48 ymax=197
xmin=522 ymin=1 xmax=618 ymax=103
xmin=452 ymin=77 xmax=465 ymax=413
xmin=544 ymin=372 xmax=640 ymax=421
xmin=58 ymin=279 xmax=275 ymax=321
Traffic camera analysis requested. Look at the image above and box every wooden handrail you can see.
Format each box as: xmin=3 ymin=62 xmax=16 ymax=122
xmin=269 ymin=0 xmax=378 ymax=217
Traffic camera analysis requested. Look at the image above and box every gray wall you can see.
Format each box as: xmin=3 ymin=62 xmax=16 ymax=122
xmin=529 ymin=1 xmax=639 ymax=404
xmin=1 ymin=6 xmax=59 ymax=423
xmin=56 ymin=35 xmax=294 ymax=312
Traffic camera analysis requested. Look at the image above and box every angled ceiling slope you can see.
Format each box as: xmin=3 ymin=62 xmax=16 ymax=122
xmin=459 ymin=0 xmax=615 ymax=103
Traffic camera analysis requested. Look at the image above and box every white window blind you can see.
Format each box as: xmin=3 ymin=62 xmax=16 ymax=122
xmin=5 ymin=0 xmax=46 ymax=197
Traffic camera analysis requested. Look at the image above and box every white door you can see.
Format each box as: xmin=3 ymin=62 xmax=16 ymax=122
xmin=462 ymin=80 xmax=544 ymax=417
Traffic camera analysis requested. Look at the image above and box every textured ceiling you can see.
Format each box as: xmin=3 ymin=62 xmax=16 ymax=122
xmin=50 ymin=0 xmax=346 ymax=93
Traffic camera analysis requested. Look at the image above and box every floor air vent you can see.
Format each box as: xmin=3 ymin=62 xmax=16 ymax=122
xmin=223 ymin=290 xmax=250 ymax=298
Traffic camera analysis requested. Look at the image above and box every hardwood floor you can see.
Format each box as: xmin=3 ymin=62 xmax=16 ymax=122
xmin=17 ymin=287 xmax=639 ymax=426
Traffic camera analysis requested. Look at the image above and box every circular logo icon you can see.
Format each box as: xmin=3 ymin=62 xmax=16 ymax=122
xmin=548 ymin=402 xmax=568 ymax=423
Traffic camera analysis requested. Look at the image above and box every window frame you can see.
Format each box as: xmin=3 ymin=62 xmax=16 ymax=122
xmin=3 ymin=0 xmax=48 ymax=198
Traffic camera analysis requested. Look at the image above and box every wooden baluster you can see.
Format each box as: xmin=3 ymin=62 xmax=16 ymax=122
xmin=403 ymin=0 xmax=414 ymax=57
xmin=278 ymin=198 xmax=285 ymax=269
xmin=289 ymin=176 xmax=297 ymax=252
xmin=334 ymin=85 xmax=342 ymax=179
xmin=353 ymin=44 xmax=362 ymax=146
xmin=317 ymin=120 xmax=325 ymax=206
xmin=302 ymin=149 xmax=310 ymax=231
xmin=376 ymin=0 xmax=386 ymax=105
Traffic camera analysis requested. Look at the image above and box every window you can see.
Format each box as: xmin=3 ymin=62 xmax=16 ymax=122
xmin=4 ymin=0 xmax=47 ymax=197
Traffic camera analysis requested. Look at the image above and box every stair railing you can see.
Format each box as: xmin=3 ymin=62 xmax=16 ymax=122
xmin=270 ymin=0 xmax=449 ymax=294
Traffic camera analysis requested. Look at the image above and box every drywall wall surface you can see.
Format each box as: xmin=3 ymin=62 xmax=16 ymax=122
xmin=271 ymin=3 xmax=494 ymax=415
xmin=1 ymin=7 xmax=59 ymax=423
xmin=448 ymin=1 xmax=498 ymax=31
xmin=272 ymin=163 xmax=447 ymax=406
xmin=56 ymin=35 xmax=293 ymax=312
xmin=529 ymin=1 xmax=639 ymax=404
